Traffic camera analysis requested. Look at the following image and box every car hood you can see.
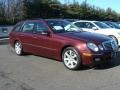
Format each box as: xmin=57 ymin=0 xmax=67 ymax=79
xmin=96 ymin=28 xmax=120 ymax=36
xmin=58 ymin=31 xmax=111 ymax=44
xmin=100 ymin=28 xmax=120 ymax=33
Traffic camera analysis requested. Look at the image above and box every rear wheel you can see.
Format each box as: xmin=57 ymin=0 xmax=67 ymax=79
xmin=14 ymin=41 xmax=23 ymax=55
xmin=62 ymin=47 xmax=81 ymax=70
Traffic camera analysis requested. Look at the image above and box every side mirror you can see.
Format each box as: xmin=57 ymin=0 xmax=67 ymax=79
xmin=92 ymin=27 xmax=98 ymax=30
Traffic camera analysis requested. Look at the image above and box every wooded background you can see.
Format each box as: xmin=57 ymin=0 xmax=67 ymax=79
xmin=0 ymin=0 xmax=120 ymax=25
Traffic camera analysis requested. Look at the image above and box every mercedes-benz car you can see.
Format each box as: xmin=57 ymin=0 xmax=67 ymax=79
xmin=9 ymin=19 xmax=118 ymax=70
xmin=72 ymin=20 xmax=120 ymax=46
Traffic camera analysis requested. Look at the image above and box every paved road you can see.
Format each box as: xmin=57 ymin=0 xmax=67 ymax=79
xmin=0 ymin=43 xmax=120 ymax=90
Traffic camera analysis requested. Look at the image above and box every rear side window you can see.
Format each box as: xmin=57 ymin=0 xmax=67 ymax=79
xmin=22 ymin=22 xmax=35 ymax=33
xmin=75 ymin=22 xmax=84 ymax=28
xmin=12 ymin=22 xmax=23 ymax=32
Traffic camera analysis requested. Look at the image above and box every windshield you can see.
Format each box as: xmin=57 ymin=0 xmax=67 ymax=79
xmin=94 ymin=22 xmax=111 ymax=29
xmin=46 ymin=20 xmax=82 ymax=33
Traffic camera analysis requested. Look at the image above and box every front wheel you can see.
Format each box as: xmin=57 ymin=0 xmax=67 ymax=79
xmin=62 ymin=47 xmax=81 ymax=70
xmin=109 ymin=36 xmax=118 ymax=44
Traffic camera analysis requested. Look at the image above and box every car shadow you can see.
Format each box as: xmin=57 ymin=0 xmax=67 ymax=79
xmin=77 ymin=51 xmax=120 ymax=71
xmin=0 ymin=40 xmax=9 ymax=45
xmin=7 ymin=43 xmax=120 ymax=71
xmin=18 ymin=52 xmax=120 ymax=71
xmin=93 ymin=61 xmax=116 ymax=70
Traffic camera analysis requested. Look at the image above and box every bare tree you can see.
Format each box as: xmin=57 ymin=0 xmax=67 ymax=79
xmin=2 ymin=0 xmax=25 ymax=23
xmin=0 ymin=1 xmax=6 ymax=19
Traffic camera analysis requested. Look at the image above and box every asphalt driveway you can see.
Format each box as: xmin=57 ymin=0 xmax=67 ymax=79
xmin=0 ymin=41 xmax=120 ymax=90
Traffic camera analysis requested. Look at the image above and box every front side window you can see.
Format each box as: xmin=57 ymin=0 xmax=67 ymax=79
xmin=22 ymin=22 xmax=35 ymax=33
xmin=34 ymin=22 xmax=48 ymax=33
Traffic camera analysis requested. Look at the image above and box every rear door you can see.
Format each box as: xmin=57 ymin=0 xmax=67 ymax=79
xmin=18 ymin=22 xmax=35 ymax=52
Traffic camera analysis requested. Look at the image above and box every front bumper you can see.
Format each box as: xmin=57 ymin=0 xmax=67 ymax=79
xmin=82 ymin=51 xmax=117 ymax=65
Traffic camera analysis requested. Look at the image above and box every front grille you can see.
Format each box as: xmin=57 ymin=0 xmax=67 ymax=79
xmin=102 ymin=40 xmax=118 ymax=51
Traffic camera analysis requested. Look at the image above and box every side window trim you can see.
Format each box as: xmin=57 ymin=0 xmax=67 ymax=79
xmin=90 ymin=22 xmax=96 ymax=28
xmin=92 ymin=23 xmax=99 ymax=29
xmin=81 ymin=22 xmax=87 ymax=28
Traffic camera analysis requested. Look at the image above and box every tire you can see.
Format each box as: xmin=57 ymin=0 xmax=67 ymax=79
xmin=14 ymin=41 xmax=23 ymax=55
xmin=62 ymin=47 xmax=81 ymax=70
xmin=109 ymin=36 xmax=118 ymax=44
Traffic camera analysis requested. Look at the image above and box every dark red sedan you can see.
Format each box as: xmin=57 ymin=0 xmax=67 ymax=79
xmin=9 ymin=19 xmax=118 ymax=70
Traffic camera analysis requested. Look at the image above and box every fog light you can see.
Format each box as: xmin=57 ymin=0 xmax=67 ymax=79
xmin=95 ymin=58 xmax=101 ymax=62
xmin=98 ymin=45 xmax=104 ymax=51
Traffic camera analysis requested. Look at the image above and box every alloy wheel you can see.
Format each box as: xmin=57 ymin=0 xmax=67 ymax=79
xmin=15 ymin=41 xmax=22 ymax=55
xmin=63 ymin=47 xmax=81 ymax=70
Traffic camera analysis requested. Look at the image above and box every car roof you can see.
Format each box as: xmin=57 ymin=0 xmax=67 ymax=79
xmin=15 ymin=19 xmax=71 ymax=25
xmin=24 ymin=19 xmax=67 ymax=22
xmin=63 ymin=19 xmax=79 ymax=22
xmin=45 ymin=19 xmax=67 ymax=21
xmin=73 ymin=20 xmax=98 ymax=23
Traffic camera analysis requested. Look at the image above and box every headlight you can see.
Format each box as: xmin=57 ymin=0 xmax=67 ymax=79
xmin=87 ymin=43 xmax=99 ymax=52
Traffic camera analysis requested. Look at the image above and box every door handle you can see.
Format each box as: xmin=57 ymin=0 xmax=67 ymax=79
xmin=20 ymin=34 xmax=25 ymax=37
xmin=33 ymin=36 xmax=37 ymax=39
